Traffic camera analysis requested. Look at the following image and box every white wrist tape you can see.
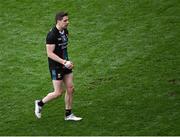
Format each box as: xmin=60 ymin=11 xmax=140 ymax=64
xmin=64 ymin=61 xmax=71 ymax=68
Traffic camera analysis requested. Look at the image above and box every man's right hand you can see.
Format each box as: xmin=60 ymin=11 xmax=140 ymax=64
xmin=64 ymin=61 xmax=74 ymax=69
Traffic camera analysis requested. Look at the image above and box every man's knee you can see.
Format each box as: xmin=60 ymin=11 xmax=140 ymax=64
xmin=53 ymin=90 xmax=63 ymax=98
xmin=67 ymin=85 xmax=74 ymax=94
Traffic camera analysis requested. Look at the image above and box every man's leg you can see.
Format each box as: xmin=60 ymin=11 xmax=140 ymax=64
xmin=35 ymin=80 xmax=63 ymax=118
xmin=64 ymin=73 xmax=74 ymax=111
xmin=42 ymin=80 xmax=63 ymax=103
xmin=63 ymin=73 xmax=82 ymax=121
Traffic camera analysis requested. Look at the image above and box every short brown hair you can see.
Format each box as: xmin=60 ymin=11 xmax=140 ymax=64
xmin=55 ymin=11 xmax=68 ymax=23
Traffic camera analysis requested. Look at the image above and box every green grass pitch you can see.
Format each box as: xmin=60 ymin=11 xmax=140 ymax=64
xmin=0 ymin=0 xmax=179 ymax=135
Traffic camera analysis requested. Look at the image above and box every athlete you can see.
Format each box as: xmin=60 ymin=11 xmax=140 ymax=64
xmin=35 ymin=11 xmax=82 ymax=121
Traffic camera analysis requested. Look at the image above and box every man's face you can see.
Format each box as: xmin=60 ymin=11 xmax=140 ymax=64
xmin=58 ymin=16 xmax=69 ymax=29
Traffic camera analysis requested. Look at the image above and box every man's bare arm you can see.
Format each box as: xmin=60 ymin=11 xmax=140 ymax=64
xmin=46 ymin=44 xmax=66 ymax=65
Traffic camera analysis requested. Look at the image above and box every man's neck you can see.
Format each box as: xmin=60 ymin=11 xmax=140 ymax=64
xmin=56 ymin=24 xmax=63 ymax=31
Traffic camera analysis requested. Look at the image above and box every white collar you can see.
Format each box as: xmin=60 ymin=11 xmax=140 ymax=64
xmin=59 ymin=30 xmax=64 ymax=34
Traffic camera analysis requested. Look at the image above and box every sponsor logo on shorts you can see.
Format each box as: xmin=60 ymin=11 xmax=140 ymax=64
xmin=58 ymin=74 xmax=61 ymax=78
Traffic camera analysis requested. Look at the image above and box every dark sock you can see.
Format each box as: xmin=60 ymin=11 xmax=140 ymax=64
xmin=65 ymin=109 xmax=72 ymax=117
xmin=38 ymin=100 xmax=44 ymax=107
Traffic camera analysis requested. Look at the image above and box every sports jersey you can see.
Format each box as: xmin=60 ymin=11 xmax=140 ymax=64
xmin=46 ymin=27 xmax=69 ymax=69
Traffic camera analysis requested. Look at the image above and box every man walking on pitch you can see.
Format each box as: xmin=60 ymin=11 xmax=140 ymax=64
xmin=35 ymin=11 xmax=82 ymax=121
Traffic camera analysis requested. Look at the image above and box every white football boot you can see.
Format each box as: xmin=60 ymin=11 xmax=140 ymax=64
xmin=35 ymin=100 xmax=42 ymax=119
xmin=65 ymin=113 xmax=82 ymax=121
